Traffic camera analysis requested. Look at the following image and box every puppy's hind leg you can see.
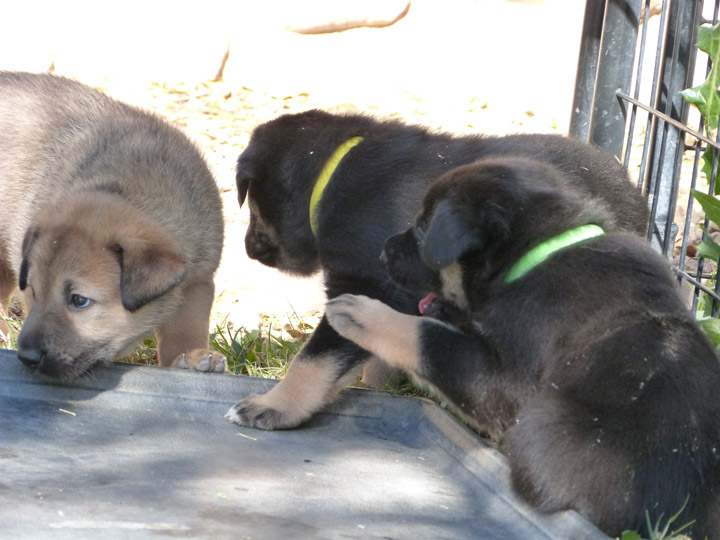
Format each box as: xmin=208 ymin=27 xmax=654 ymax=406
xmin=226 ymin=317 xmax=368 ymax=430
xmin=360 ymin=357 xmax=398 ymax=388
xmin=507 ymin=395 xmax=634 ymax=533
xmin=507 ymin=394 xmax=706 ymax=537
xmin=156 ymin=279 xmax=226 ymax=372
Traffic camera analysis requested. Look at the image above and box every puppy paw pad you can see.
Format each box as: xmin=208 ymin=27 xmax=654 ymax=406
xmin=176 ymin=354 xmax=190 ymax=369
xmin=172 ymin=349 xmax=227 ymax=373
xmin=225 ymin=396 xmax=297 ymax=430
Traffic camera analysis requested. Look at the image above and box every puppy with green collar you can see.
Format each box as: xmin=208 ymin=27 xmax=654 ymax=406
xmin=326 ymin=156 xmax=720 ymax=539
xmin=227 ymin=109 xmax=649 ymax=430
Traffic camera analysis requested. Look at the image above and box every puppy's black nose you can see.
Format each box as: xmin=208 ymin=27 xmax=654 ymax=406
xmin=245 ymin=232 xmax=275 ymax=263
xmin=17 ymin=347 xmax=42 ymax=367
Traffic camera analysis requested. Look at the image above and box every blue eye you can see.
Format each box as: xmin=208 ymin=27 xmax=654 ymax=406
xmin=70 ymin=294 xmax=93 ymax=309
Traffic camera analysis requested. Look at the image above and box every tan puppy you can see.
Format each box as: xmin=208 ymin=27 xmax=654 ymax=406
xmin=0 ymin=71 xmax=225 ymax=379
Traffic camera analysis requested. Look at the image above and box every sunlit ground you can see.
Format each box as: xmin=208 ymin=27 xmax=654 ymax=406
xmin=1 ymin=0 xmax=586 ymax=328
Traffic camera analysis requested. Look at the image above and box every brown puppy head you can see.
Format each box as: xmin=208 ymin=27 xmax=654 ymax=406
xmin=382 ymin=157 xmax=610 ymax=312
xmin=16 ymin=191 xmax=186 ymax=379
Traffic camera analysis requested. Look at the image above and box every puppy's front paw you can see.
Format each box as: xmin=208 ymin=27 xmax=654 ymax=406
xmin=226 ymin=358 xmax=346 ymax=430
xmin=172 ymin=349 xmax=227 ymax=373
xmin=325 ymin=294 xmax=385 ymax=345
xmin=225 ymin=393 xmax=304 ymax=430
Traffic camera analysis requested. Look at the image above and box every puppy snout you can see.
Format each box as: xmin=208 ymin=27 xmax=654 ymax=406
xmin=17 ymin=345 xmax=43 ymax=367
xmin=245 ymin=231 xmax=275 ymax=262
xmin=16 ymin=318 xmax=46 ymax=368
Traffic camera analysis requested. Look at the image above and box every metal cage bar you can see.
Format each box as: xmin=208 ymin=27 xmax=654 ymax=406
xmin=572 ymin=0 xmax=720 ymax=310
xmin=569 ymin=0 xmax=606 ymax=141
xmin=644 ymin=0 xmax=702 ymax=254
xmin=587 ymin=0 xmax=642 ymax=158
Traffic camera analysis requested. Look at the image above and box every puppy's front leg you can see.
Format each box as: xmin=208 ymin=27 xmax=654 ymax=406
xmin=326 ymin=294 xmax=443 ymax=377
xmin=327 ymin=294 xmax=497 ymax=431
xmin=226 ymin=317 xmax=369 ymax=430
xmin=156 ymin=279 xmax=227 ymax=372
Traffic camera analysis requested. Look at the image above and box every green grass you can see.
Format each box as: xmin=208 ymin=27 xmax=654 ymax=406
xmin=1 ymin=307 xmax=313 ymax=378
xmin=621 ymin=497 xmax=696 ymax=540
xmin=113 ymin=312 xmax=313 ymax=378
xmin=121 ymin=338 xmax=159 ymax=365
xmin=0 ymin=313 xmax=20 ymax=350
xmin=209 ymin=313 xmax=310 ymax=378
xmin=2 ymin=307 xmax=414 ymax=393
xmin=206 ymin=312 xmax=429 ymax=396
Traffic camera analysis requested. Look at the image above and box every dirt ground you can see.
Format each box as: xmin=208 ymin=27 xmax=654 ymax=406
xmin=9 ymin=0 xmax=588 ymax=332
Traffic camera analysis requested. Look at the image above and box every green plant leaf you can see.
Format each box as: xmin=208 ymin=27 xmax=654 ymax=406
xmin=701 ymin=146 xmax=719 ymax=189
xmin=697 ymin=234 xmax=720 ymax=261
xmin=620 ymin=531 xmax=643 ymax=540
xmin=692 ymin=188 xmax=720 ymax=224
xmin=680 ymin=23 xmax=720 ymax=131
xmin=682 ymin=23 xmax=720 ymax=190
xmin=700 ymin=317 xmax=720 ymax=346
xmin=693 ymin=190 xmax=720 ymax=224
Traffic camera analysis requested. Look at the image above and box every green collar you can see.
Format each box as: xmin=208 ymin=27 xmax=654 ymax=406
xmin=309 ymin=136 xmax=364 ymax=236
xmin=504 ymin=224 xmax=605 ymax=284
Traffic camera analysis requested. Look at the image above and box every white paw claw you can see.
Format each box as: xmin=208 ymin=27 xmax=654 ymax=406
xmin=176 ymin=353 xmax=189 ymax=369
xmin=195 ymin=353 xmax=212 ymax=372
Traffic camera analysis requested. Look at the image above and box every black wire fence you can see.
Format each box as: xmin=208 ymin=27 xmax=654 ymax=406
xmin=570 ymin=0 xmax=720 ymax=315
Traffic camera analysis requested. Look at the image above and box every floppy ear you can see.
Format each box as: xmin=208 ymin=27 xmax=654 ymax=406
xmin=236 ymin=160 xmax=253 ymax=208
xmin=111 ymin=235 xmax=187 ymax=313
xmin=422 ymin=198 xmax=511 ymax=271
xmin=18 ymin=227 xmax=40 ymax=291
xmin=422 ymin=200 xmax=482 ymax=271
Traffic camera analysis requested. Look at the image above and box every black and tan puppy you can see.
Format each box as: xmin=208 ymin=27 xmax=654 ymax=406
xmin=0 ymin=71 xmax=226 ymax=379
xmin=325 ymin=157 xmax=720 ymax=538
xmin=226 ymin=109 xmax=648 ymax=429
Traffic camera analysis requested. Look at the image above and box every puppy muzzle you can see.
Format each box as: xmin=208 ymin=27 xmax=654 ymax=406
xmin=245 ymin=232 xmax=278 ymax=266
xmin=17 ymin=346 xmax=43 ymax=368
xmin=382 ymin=230 xmax=440 ymax=294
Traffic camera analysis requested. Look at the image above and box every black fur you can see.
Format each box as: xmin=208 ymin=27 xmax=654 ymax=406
xmin=18 ymin=227 xmax=39 ymax=292
xmin=380 ymin=157 xmax=720 ymax=538
xmin=231 ymin=109 xmax=649 ymax=428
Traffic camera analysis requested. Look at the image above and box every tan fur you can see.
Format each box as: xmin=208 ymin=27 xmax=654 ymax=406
xmin=439 ymin=263 xmax=468 ymax=310
xmin=0 ymin=71 xmax=225 ymax=378
xmin=245 ymin=199 xmax=286 ymax=264
xmin=226 ymin=354 xmax=361 ymax=429
xmin=359 ymin=356 xmax=396 ymax=387
xmin=325 ymin=294 xmax=422 ymax=374
xmin=247 ymin=197 xmax=390 ymax=387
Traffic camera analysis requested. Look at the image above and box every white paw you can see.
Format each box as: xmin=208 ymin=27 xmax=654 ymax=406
xmin=173 ymin=349 xmax=227 ymax=373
